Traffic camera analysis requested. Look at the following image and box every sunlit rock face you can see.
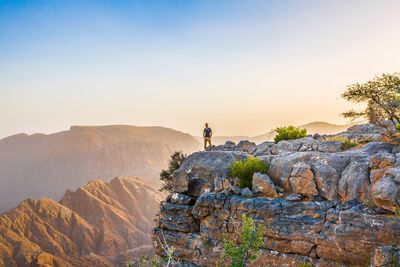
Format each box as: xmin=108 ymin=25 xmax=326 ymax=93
xmin=0 ymin=177 xmax=164 ymax=267
xmin=153 ymin=123 xmax=400 ymax=266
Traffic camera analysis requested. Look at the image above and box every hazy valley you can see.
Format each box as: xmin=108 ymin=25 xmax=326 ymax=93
xmin=0 ymin=125 xmax=200 ymax=213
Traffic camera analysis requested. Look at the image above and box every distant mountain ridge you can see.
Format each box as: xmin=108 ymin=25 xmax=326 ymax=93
xmin=0 ymin=125 xmax=200 ymax=213
xmin=0 ymin=176 xmax=163 ymax=267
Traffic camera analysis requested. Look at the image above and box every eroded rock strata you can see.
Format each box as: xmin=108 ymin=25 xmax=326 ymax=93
xmin=153 ymin=124 xmax=400 ymax=266
xmin=0 ymin=177 xmax=163 ymax=267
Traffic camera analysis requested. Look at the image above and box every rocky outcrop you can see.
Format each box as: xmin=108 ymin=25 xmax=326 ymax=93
xmin=173 ymin=151 xmax=248 ymax=197
xmin=336 ymin=123 xmax=395 ymax=142
xmin=153 ymin=124 xmax=400 ymax=266
xmin=252 ymin=172 xmax=279 ymax=198
xmin=0 ymin=177 xmax=164 ymax=267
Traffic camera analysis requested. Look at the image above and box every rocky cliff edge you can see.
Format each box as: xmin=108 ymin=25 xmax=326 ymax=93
xmin=153 ymin=123 xmax=400 ymax=266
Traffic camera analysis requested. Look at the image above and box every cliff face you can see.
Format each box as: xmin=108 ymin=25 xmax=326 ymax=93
xmin=153 ymin=124 xmax=400 ymax=266
xmin=0 ymin=176 xmax=164 ymax=267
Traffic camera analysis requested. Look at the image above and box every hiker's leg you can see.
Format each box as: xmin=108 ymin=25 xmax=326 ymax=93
xmin=206 ymin=138 xmax=211 ymax=150
xmin=204 ymin=138 xmax=207 ymax=150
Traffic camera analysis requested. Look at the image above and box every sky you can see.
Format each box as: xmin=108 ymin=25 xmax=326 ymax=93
xmin=1 ymin=0 xmax=400 ymax=138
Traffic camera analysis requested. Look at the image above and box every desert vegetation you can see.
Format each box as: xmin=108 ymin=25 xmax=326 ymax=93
xmin=342 ymin=73 xmax=400 ymax=127
xmin=229 ymin=157 xmax=268 ymax=189
xmin=220 ymin=214 xmax=265 ymax=267
xmin=274 ymin=125 xmax=307 ymax=143
xmin=160 ymin=151 xmax=187 ymax=192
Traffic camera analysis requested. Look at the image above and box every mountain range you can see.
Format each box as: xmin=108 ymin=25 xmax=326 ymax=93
xmin=0 ymin=125 xmax=200 ymax=213
xmin=0 ymin=176 xmax=163 ymax=267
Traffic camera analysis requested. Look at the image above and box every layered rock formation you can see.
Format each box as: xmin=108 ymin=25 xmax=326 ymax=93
xmin=0 ymin=176 xmax=164 ymax=267
xmin=153 ymin=124 xmax=400 ymax=266
xmin=0 ymin=125 xmax=200 ymax=213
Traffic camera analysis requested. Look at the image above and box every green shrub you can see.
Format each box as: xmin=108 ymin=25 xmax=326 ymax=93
xmin=384 ymin=254 xmax=400 ymax=267
xmin=159 ymin=151 xmax=186 ymax=192
xmin=221 ymin=214 xmax=265 ymax=267
xmin=230 ymin=157 xmax=268 ymax=189
xmin=341 ymin=139 xmax=359 ymax=150
xmin=396 ymin=123 xmax=400 ymax=133
xmin=298 ymin=262 xmax=314 ymax=267
xmin=274 ymin=125 xmax=307 ymax=143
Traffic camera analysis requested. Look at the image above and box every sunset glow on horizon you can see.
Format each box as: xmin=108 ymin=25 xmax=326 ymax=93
xmin=1 ymin=0 xmax=400 ymax=138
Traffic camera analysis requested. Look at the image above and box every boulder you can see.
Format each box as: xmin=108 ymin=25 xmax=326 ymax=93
xmin=240 ymin=187 xmax=253 ymax=198
xmin=277 ymin=137 xmax=317 ymax=152
xmin=253 ymin=141 xmax=278 ymax=156
xmin=275 ymin=138 xmax=342 ymax=153
xmin=252 ymin=172 xmax=279 ymax=198
xmin=338 ymin=123 xmax=390 ymax=142
xmin=310 ymin=153 xmax=351 ymax=200
xmin=269 ymin=151 xmax=352 ymax=200
xmin=235 ymin=140 xmax=257 ymax=154
xmin=371 ymin=173 xmax=399 ymax=212
xmin=338 ymin=161 xmax=370 ymax=202
xmin=268 ymin=152 xmax=312 ymax=191
xmin=313 ymin=133 xmax=322 ymax=140
xmin=289 ymin=162 xmax=318 ymax=196
xmin=173 ymin=151 xmax=248 ymax=197
xmin=213 ymin=141 xmax=236 ymax=151
xmin=356 ymin=142 xmax=393 ymax=155
xmin=317 ymin=141 xmax=342 ymax=153
xmin=369 ymin=152 xmax=396 ymax=169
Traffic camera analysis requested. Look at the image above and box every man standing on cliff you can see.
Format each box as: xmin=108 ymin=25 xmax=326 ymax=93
xmin=203 ymin=123 xmax=212 ymax=150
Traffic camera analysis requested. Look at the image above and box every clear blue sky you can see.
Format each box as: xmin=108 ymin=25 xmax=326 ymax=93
xmin=1 ymin=0 xmax=400 ymax=137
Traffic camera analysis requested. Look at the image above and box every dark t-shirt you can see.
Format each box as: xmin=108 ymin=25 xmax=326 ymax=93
xmin=203 ymin=127 xmax=212 ymax=138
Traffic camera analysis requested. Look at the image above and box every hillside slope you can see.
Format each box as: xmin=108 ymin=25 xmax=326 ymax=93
xmin=0 ymin=176 xmax=163 ymax=267
xmin=0 ymin=125 xmax=200 ymax=212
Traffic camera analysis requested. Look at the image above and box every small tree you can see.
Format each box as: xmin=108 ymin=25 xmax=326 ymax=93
xmin=274 ymin=125 xmax=307 ymax=143
xmin=160 ymin=151 xmax=186 ymax=192
xmin=230 ymin=157 xmax=268 ymax=189
xmin=221 ymin=214 xmax=265 ymax=267
xmin=342 ymin=73 xmax=400 ymax=126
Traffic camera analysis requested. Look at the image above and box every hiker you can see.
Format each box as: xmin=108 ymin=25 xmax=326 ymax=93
xmin=203 ymin=123 xmax=212 ymax=150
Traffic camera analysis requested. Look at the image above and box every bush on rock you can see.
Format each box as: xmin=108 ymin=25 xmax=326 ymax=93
xmin=159 ymin=151 xmax=186 ymax=192
xmin=274 ymin=125 xmax=307 ymax=143
xmin=230 ymin=157 xmax=268 ymax=189
xmin=220 ymin=214 xmax=264 ymax=267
